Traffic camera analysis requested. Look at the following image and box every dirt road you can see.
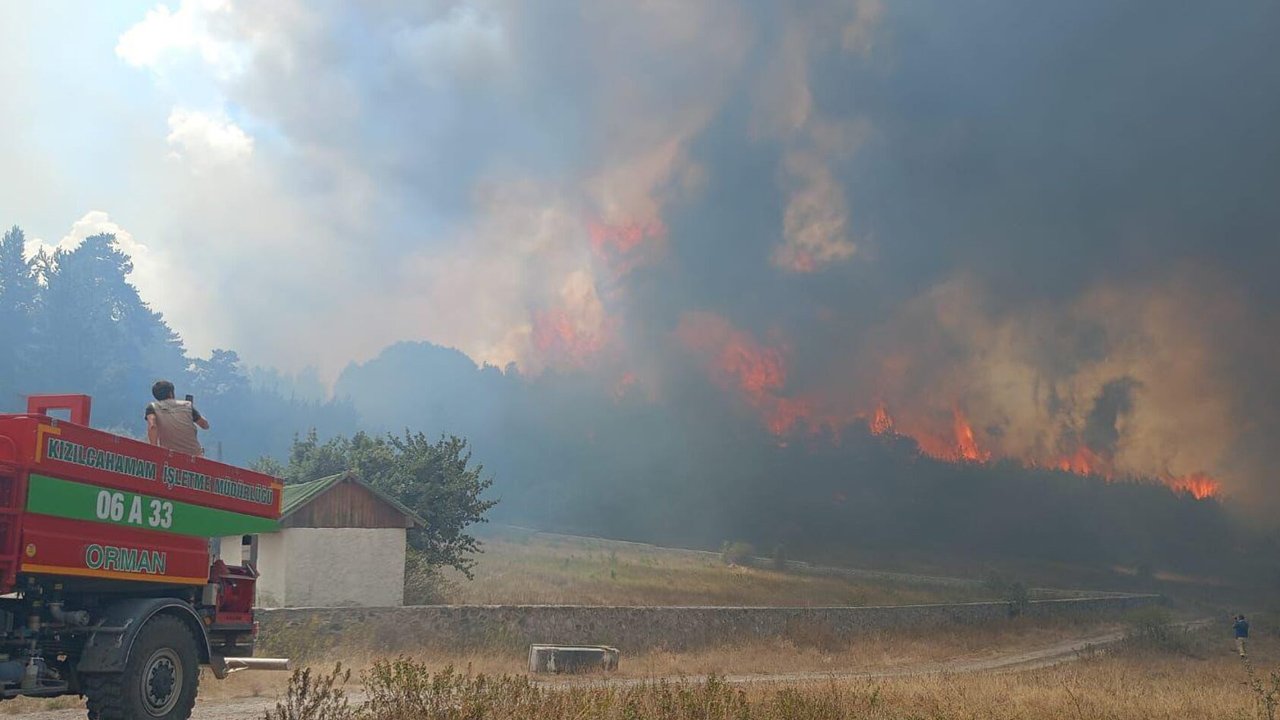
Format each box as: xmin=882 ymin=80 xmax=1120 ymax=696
xmin=553 ymin=624 xmax=1148 ymax=690
xmin=18 ymin=620 xmax=1209 ymax=720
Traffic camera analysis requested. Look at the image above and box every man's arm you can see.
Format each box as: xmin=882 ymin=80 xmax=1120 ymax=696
xmin=191 ymin=406 xmax=210 ymax=430
xmin=146 ymin=414 xmax=159 ymax=445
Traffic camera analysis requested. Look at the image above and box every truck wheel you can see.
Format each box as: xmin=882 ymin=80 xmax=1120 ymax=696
xmin=84 ymin=615 xmax=200 ymax=720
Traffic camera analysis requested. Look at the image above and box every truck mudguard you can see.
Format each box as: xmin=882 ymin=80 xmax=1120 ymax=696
xmin=77 ymin=598 xmax=212 ymax=674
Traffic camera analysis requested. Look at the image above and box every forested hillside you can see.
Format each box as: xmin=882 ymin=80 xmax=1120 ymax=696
xmin=0 ymin=226 xmax=357 ymax=462
xmin=336 ymin=341 xmax=1249 ymax=579
xmin=0 ymin=224 xmax=1259 ymax=581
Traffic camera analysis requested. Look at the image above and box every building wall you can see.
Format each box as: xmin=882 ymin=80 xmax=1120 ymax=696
xmin=255 ymin=532 xmax=288 ymax=607
xmin=282 ymin=480 xmax=412 ymax=529
xmin=278 ymin=527 xmax=406 ymax=607
xmin=259 ymin=595 xmax=1160 ymax=653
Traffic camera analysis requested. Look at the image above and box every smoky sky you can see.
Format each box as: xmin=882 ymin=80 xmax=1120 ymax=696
xmin=1082 ymin=378 xmax=1140 ymax=460
xmin=612 ymin=0 xmax=1280 ymax=508
xmin=81 ymin=0 xmax=1280 ymax=364
xmin=656 ymin=0 xmax=1280 ymax=317
xmin=8 ymin=0 xmax=1280 ymax=508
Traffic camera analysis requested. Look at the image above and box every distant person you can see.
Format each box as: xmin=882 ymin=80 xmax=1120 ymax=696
xmin=145 ymin=380 xmax=209 ymax=456
xmin=1234 ymin=614 xmax=1249 ymax=657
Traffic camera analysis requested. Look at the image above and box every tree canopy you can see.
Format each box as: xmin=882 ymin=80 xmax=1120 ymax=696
xmin=0 ymin=222 xmax=497 ymax=575
xmin=259 ymin=430 xmax=496 ymax=577
xmin=0 ymin=225 xmax=357 ymax=459
xmin=0 ymin=220 xmax=1250 ymax=581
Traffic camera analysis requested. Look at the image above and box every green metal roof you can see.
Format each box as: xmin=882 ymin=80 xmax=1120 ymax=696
xmin=281 ymin=471 xmax=426 ymax=527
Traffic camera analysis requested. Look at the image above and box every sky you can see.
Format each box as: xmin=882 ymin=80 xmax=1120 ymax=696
xmin=3 ymin=0 xmax=1279 ymax=507
xmin=1 ymin=0 xmax=784 ymax=378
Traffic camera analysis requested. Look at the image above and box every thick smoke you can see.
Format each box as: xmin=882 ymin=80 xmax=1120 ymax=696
xmin=1082 ymin=378 xmax=1140 ymax=464
xmin=101 ymin=0 xmax=1280 ymax=513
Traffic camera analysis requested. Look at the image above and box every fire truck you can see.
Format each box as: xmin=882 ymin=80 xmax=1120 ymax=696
xmin=0 ymin=395 xmax=287 ymax=719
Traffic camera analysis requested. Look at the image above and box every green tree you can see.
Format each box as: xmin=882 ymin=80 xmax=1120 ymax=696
xmin=37 ymin=233 xmax=188 ymax=425
xmin=263 ymin=430 xmax=357 ymax=483
xmin=265 ymin=430 xmax=496 ymax=576
xmin=191 ymin=349 xmax=251 ymax=398
xmin=0 ymin=227 xmax=37 ymax=406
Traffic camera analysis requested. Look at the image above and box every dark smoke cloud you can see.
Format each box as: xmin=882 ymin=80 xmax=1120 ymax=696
xmin=112 ymin=0 xmax=1280 ymax=513
xmin=629 ymin=0 xmax=1280 ymax=509
xmin=1082 ymin=377 xmax=1140 ymax=460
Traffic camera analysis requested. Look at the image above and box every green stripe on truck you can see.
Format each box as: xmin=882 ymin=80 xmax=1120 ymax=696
xmin=25 ymin=473 xmax=278 ymax=537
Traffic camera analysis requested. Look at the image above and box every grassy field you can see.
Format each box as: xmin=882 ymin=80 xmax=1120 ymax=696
xmin=6 ymin=613 xmax=1247 ymax=717
xmin=427 ymin=526 xmax=1000 ymax=607
xmin=254 ymin=622 xmax=1271 ymax=720
xmin=253 ymin=613 xmax=1121 ymax=679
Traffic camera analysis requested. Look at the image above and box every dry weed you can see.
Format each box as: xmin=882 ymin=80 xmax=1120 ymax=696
xmin=435 ymin=530 xmax=997 ymax=607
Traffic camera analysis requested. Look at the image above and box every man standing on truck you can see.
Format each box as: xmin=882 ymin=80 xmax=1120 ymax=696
xmin=145 ymin=380 xmax=209 ymax=456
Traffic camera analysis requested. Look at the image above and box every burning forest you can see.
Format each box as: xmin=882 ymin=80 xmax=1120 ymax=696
xmin=6 ymin=0 xmax=1280 ymax=579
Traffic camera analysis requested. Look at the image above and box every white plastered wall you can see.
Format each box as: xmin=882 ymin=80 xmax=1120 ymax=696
xmin=279 ymin=527 xmax=406 ymax=607
xmin=254 ymin=532 xmax=288 ymax=607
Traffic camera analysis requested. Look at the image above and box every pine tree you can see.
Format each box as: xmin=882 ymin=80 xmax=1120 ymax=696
xmin=0 ymin=227 xmax=38 ymax=407
xmin=38 ymin=233 xmax=188 ymax=428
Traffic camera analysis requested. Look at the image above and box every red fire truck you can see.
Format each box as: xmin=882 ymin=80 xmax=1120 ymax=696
xmin=0 ymin=394 xmax=287 ymax=719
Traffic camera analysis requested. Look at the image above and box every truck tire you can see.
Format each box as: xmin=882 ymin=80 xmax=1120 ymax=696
xmin=83 ymin=615 xmax=200 ymax=720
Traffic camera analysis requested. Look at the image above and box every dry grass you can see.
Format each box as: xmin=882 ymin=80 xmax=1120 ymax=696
xmin=0 ymin=693 xmax=82 ymax=715
xmin=622 ymin=616 xmax=1118 ymax=678
xmin=199 ymin=667 xmax=291 ymax=701
xmin=830 ymin=635 xmax=1255 ymax=720
xmin=256 ymin=613 xmax=1117 ymax=680
xmin=435 ymin=528 xmax=996 ymax=607
xmin=16 ymin=618 xmax=1255 ymax=718
xmin=261 ymin=627 xmax=1271 ymax=719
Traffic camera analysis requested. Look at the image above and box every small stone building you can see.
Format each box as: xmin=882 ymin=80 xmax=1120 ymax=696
xmin=220 ymin=471 xmax=423 ymax=608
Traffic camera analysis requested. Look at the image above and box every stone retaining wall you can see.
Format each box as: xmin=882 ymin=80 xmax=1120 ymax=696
xmin=258 ymin=595 xmax=1159 ymax=654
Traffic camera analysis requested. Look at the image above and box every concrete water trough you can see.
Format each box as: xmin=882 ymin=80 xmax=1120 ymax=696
xmin=528 ymin=645 xmax=620 ymax=674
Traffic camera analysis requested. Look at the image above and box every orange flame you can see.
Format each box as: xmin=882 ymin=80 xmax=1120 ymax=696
xmin=588 ymin=219 xmax=667 ymax=278
xmin=1053 ymin=445 xmax=1113 ymax=479
xmin=869 ymin=402 xmax=895 ymax=435
xmin=864 ymin=402 xmax=989 ymax=463
xmin=1166 ymin=472 xmax=1220 ymax=500
xmin=676 ymin=319 xmax=1223 ymax=499
xmin=952 ymin=409 xmax=990 ymax=463
xmin=589 ymin=220 xmax=665 ymax=254
xmin=532 ymin=306 xmax=611 ymax=368
xmin=676 ymin=312 xmax=833 ymax=437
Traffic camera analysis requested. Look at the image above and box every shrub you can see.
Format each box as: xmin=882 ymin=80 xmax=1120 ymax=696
xmin=262 ymin=665 xmax=355 ymax=720
xmin=363 ymin=661 xmax=544 ymax=720
xmin=404 ymin=549 xmax=455 ymax=605
xmin=1121 ymin=606 xmax=1196 ymax=656
xmin=770 ymin=544 xmax=789 ymax=571
xmin=721 ymin=541 xmax=755 ymax=567
xmin=982 ymin=571 xmax=1030 ymax=616
xmin=1242 ymin=654 xmax=1280 ymax=720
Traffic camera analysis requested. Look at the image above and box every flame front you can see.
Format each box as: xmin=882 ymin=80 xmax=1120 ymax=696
xmin=676 ymin=312 xmax=833 ymax=437
xmin=864 ymin=403 xmax=988 ymax=463
xmin=1166 ymin=472 xmax=1221 ymax=500
xmin=1053 ymin=445 xmax=1113 ymax=478
xmin=676 ymin=314 xmax=1222 ymax=499
xmin=869 ymin=403 xmax=894 ymax=435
